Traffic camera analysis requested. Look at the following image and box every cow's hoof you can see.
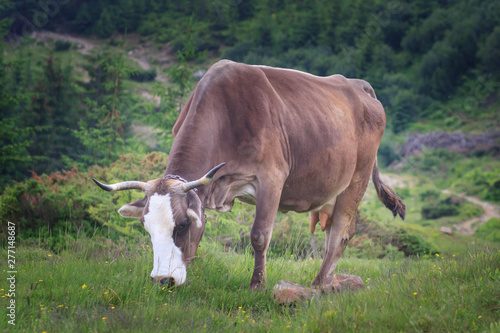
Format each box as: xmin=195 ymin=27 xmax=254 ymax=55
xmin=249 ymin=282 xmax=265 ymax=291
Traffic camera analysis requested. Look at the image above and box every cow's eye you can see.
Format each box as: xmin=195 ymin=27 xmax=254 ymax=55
xmin=176 ymin=220 xmax=190 ymax=233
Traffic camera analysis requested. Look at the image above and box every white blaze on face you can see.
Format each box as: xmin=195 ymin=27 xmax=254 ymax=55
xmin=143 ymin=193 xmax=187 ymax=286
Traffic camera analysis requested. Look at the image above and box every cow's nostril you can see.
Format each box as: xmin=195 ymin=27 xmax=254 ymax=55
xmin=159 ymin=277 xmax=175 ymax=287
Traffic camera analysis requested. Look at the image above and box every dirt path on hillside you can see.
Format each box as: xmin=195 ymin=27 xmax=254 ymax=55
xmin=380 ymin=173 xmax=500 ymax=235
xmin=31 ymin=31 xmax=173 ymax=83
xmin=32 ymin=31 xmax=95 ymax=54
xmin=442 ymin=189 xmax=500 ymax=235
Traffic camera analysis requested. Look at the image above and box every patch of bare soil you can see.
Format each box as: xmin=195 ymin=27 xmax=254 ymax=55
xmin=32 ymin=31 xmax=96 ymax=54
xmin=138 ymin=89 xmax=161 ymax=106
xmin=130 ymin=122 xmax=160 ymax=149
xmin=126 ymin=39 xmax=175 ymax=83
xmin=442 ymin=189 xmax=500 ymax=235
xmin=31 ymin=31 xmax=175 ymax=83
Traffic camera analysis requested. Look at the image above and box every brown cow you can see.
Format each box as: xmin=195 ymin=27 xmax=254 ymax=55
xmin=93 ymin=60 xmax=405 ymax=289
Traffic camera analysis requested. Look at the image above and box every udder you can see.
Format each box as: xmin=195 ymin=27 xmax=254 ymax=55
xmin=309 ymin=207 xmax=334 ymax=234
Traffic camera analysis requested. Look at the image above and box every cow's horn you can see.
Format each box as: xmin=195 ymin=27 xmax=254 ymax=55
xmin=92 ymin=178 xmax=147 ymax=192
xmin=183 ymin=163 xmax=226 ymax=192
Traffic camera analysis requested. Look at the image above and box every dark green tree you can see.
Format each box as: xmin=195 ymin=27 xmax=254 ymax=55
xmin=0 ymin=18 xmax=33 ymax=188
xmin=118 ymin=0 xmax=140 ymax=33
xmin=389 ymin=90 xmax=420 ymax=133
xmin=478 ymin=26 xmax=500 ymax=75
xmin=26 ymin=54 xmax=81 ymax=173
xmin=94 ymin=7 xmax=115 ymax=38
xmin=73 ymin=48 xmax=134 ymax=165
xmin=146 ymin=23 xmax=198 ymax=151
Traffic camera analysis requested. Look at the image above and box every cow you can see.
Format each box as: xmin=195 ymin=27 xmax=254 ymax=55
xmin=92 ymin=60 xmax=406 ymax=290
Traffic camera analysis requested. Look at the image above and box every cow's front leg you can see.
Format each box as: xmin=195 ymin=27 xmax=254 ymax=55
xmin=249 ymin=185 xmax=282 ymax=290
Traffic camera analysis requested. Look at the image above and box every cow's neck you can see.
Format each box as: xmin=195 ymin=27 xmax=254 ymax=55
xmin=164 ymin=129 xmax=216 ymax=204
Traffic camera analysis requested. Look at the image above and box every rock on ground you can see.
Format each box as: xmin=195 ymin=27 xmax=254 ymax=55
xmin=273 ymin=274 xmax=365 ymax=304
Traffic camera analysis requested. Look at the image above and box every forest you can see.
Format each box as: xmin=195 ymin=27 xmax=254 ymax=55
xmin=0 ymin=0 xmax=499 ymax=332
xmin=1 ymin=0 xmax=500 ymax=186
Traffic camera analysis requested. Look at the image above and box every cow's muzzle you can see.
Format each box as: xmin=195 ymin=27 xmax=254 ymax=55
xmin=152 ymin=276 xmax=177 ymax=288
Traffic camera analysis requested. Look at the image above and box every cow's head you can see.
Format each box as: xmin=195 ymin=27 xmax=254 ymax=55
xmin=92 ymin=163 xmax=225 ymax=287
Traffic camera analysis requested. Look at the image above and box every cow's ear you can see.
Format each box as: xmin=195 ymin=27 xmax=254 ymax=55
xmin=186 ymin=191 xmax=203 ymax=228
xmin=118 ymin=196 xmax=147 ymax=218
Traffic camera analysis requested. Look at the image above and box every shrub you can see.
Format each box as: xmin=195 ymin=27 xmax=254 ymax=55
xmin=0 ymin=153 xmax=169 ymax=247
xmin=474 ymin=218 xmax=500 ymax=243
xmin=421 ymin=197 xmax=462 ymax=219
xmin=458 ymin=201 xmax=484 ymax=218
xmin=389 ymin=89 xmax=420 ymax=133
xmin=129 ymin=68 xmax=157 ymax=82
xmin=221 ymin=42 xmax=254 ymax=62
xmin=394 ymin=229 xmax=438 ymax=256
xmin=419 ymin=189 xmax=441 ymax=202
xmin=478 ymin=26 xmax=500 ymax=74
xmin=54 ymin=40 xmax=72 ymax=51
xmin=378 ymin=140 xmax=401 ymax=167
xmin=109 ymin=38 xmax=120 ymax=47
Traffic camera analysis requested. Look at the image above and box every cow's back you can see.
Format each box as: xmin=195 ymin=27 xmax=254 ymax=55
xmin=171 ymin=60 xmax=387 ymax=212
xmin=251 ymin=65 xmax=386 ymax=211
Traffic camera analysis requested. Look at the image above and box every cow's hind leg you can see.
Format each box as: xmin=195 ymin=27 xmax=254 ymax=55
xmin=249 ymin=181 xmax=282 ymax=290
xmin=312 ymin=173 xmax=371 ymax=289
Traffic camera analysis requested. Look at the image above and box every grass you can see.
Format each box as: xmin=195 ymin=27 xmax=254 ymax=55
xmin=1 ymin=234 xmax=499 ymax=332
xmin=1 ymin=150 xmax=497 ymax=331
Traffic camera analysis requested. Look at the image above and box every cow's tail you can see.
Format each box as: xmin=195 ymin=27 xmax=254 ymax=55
xmin=372 ymin=159 xmax=406 ymax=220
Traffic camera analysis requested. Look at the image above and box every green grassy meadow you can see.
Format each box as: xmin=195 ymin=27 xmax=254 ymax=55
xmin=1 ymin=234 xmax=499 ymax=332
xmin=1 ymin=152 xmax=500 ymax=332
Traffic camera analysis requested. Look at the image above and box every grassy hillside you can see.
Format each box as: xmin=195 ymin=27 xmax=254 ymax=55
xmin=2 ymin=0 xmax=500 ymax=188
xmin=1 ymin=152 xmax=499 ymax=332
xmin=2 ymin=151 xmax=496 ymax=256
